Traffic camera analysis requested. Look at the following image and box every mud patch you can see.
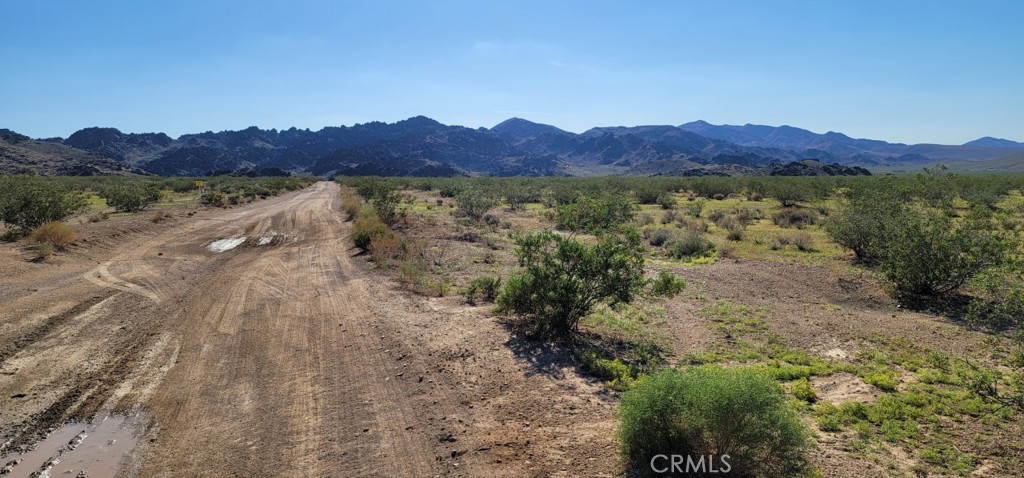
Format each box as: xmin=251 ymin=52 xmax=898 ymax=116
xmin=256 ymin=233 xmax=286 ymax=246
xmin=0 ymin=414 xmax=142 ymax=478
xmin=207 ymin=238 xmax=246 ymax=253
xmin=811 ymin=372 xmax=878 ymax=404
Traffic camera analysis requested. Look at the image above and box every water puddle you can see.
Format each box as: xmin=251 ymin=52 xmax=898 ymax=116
xmin=256 ymin=232 xmax=285 ymax=246
xmin=1 ymin=415 xmax=142 ymax=478
xmin=206 ymin=237 xmax=246 ymax=252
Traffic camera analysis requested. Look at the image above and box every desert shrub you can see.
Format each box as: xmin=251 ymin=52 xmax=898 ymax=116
xmin=747 ymin=191 xmax=763 ymax=201
xmin=463 ymin=275 xmax=502 ymax=304
xmin=665 ymin=231 xmax=715 ymax=259
xmin=577 ymin=349 xmax=637 ymax=390
xmin=36 ymin=242 xmax=55 ymax=261
xmin=767 ymin=183 xmax=811 ymax=207
xmin=88 ymin=212 xmax=109 ymax=223
xmin=718 ymin=241 xmax=738 ymax=258
xmin=650 ymin=270 xmax=686 ymax=297
xmin=656 ymin=193 xmax=677 ymax=210
xmin=29 ymin=221 xmax=78 ymax=248
xmin=791 ymin=378 xmax=817 ymax=403
xmin=676 ymin=217 xmax=708 ymax=233
xmin=647 ymin=228 xmax=675 ymax=247
xmin=772 ymin=207 xmax=819 ymax=228
xmin=715 ymin=214 xmax=740 ymax=230
xmin=825 ymin=186 xmax=905 ymax=263
xmin=680 ymin=198 xmax=705 ymax=218
xmin=635 ymin=213 xmax=654 ymax=226
xmin=99 ymin=183 xmax=161 ymax=212
xmin=712 ymin=193 xmax=726 ymax=200
xmin=456 ymin=189 xmax=500 ymax=220
xmin=151 ymin=210 xmax=174 ymax=223
xmin=496 ymin=229 xmax=647 ymax=338
xmin=634 ymin=187 xmax=662 ymax=205
xmin=200 ymin=191 xmax=225 ymax=207
xmin=372 ymin=190 xmax=405 ymax=226
xmin=726 ymin=227 xmax=744 ymax=241
xmin=660 ymin=210 xmax=677 ymax=225
xmin=618 ymin=366 xmax=811 ymax=478
xmin=339 ymin=186 xmax=363 ymax=219
xmin=482 ymin=213 xmax=501 ymax=227
xmin=879 ymin=207 xmax=1008 ymax=297
xmin=708 ymin=210 xmax=728 ymax=223
xmin=777 ymin=232 xmax=814 ymax=252
xmin=967 ymin=266 xmax=1024 ymax=332
xmin=0 ymin=177 xmax=86 ymax=231
xmin=351 ymin=206 xmax=393 ymax=250
xmin=556 ymin=195 xmax=637 ymax=233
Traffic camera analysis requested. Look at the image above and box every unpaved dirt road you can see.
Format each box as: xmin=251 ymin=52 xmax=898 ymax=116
xmin=0 ymin=182 xmax=618 ymax=477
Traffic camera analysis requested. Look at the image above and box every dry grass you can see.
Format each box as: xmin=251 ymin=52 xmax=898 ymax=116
xmin=339 ymin=186 xmax=363 ymax=220
xmin=29 ymin=221 xmax=78 ymax=249
xmin=151 ymin=210 xmax=174 ymax=223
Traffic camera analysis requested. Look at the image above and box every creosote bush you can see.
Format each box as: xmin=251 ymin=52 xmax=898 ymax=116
xmin=556 ymin=195 xmax=637 ymax=233
xmin=496 ymin=229 xmax=647 ymax=338
xmin=463 ymin=275 xmax=502 ymax=304
xmin=0 ymin=176 xmax=86 ymax=231
xmin=618 ymin=366 xmax=811 ymax=478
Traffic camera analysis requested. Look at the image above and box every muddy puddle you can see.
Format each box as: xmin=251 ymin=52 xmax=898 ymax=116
xmin=206 ymin=237 xmax=246 ymax=252
xmin=1 ymin=414 xmax=142 ymax=478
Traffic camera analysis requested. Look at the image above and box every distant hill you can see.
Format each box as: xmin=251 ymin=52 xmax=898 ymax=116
xmin=929 ymin=152 xmax=1024 ymax=172
xmin=962 ymin=137 xmax=1024 ymax=148
xmin=678 ymin=121 xmax=1023 ymax=164
xmin=2 ymin=117 xmax=1022 ymax=177
xmin=0 ymin=129 xmax=141 ymax=175
xmin=491 ymin=118 xmax=569 ymax=140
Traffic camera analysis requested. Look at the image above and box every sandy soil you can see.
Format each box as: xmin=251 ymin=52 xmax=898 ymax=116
xmin=0 ymin=182 xmax=617 ymax=477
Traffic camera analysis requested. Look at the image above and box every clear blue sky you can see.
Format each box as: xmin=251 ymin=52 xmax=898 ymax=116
xmin=1 ymin=0 xmax=1021 ymax=144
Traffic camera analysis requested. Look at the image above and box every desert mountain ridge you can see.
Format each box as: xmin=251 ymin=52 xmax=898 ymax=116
xmin=1 ymin=118 xmax=1021 ymax=177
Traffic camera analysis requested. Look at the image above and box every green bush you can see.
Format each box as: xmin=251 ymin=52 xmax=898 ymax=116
xmin=618 ymin=366 xmax=811 ymax=477
xmin=200 ymin=191 xmax=225 ymax=206
xmin=647 ymin=228 xmax=675 ymax=247
xmin=665 ymin=231 xmax=715 ymax=259
xmin=772 ymin=208 xmax=819 ymax=229
xmin=99 ymin=183 xmax=161 ymax=212
xmin=879 ymin=207 xmax=1007 ymax=297
xmin=351 ymin=206 xmax=393 ymax=250
xmin=556 ymin=195 xmax=637 ymax=233
xmin=463 ymin=275 xmax=502 ymax=304
xmin=0 ymin=177 xmax=86 ymax=230
xmin=650 ymin=270 xmax=686 ymax=297
xmin=496 ymin=229 xmax=647 ymax=338
xmin=456 ymin=189 xmax=500 ymax=220
xmin=656 ymin=193 xmax=677 ymax=210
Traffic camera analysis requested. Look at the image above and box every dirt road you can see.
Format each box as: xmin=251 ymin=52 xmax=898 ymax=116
xmin=0 ymin=182 xmax=618 ymax=477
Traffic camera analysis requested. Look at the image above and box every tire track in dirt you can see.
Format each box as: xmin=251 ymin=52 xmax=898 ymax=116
xmin=136 ymin=183 xmax=455 ymax=477
xmin=0 ymin=291 xmax=116 ymax=365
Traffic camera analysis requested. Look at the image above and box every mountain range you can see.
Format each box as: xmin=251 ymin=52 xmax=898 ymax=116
xmin=1 ymin=117 xmax=1021 ymax=177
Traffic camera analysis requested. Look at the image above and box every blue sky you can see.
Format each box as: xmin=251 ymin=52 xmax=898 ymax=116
xmin=1 ymin=0 xmax=1021 ymax=144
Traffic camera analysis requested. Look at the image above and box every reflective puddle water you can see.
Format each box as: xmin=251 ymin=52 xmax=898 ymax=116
xmin=206 ymin=237 xmax=246 ymax=252
xmin=1 ymin=415 xmax=141 ymax=478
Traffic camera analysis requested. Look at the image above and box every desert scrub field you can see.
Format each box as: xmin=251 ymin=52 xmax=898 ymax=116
xmin=0 ymin=174 xmax=315 ymax=259
xmin=338 ymin=171 xmax=1024 ymax=477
